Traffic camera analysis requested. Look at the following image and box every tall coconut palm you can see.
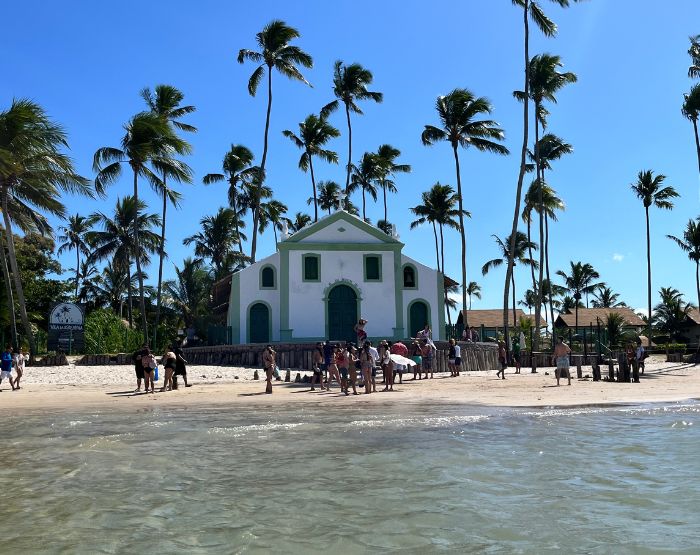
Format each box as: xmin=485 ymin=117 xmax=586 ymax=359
xmin=238 ymin=19 xmax=313 ymax=176
xmin=93 ymin=111 xmax=185 ymax=343
xmin=87 ymin=196 xmax=161 ymax=328
xmin=238 ymin=20 xmax=312 ymax=262
xmin=374 ymin=144 xmax=411 ymax=223
xmin=689 ymin=35 xmax=700 ymax=78
xmin=258 ymin=199 xmax=288 ymax=247
xmin=592 ymin=285 xmax=626 ymax=308
xmin=467 ymin=281 xmax=482 ymax=310
xmin=57 ymin=214 xmax=96 ymax=298
xmin=288 ymin=212 xmax=312 ymax=233
xmin=0 ymin=99 xmax=90 ymax=357
xmin=282 ymin=114 xmax=339 ymax=221
xmin=349 ymin=152 xmax=379 ymax=220
xmin=422 ymin=89 xmax=509 ymax=324
xmin=667 ymin=217 xmax=700 ymax=310
xmin=141 ymin=84 xmax=196 ymax=348
xmin=556 ymin=261 xmax=603 ymax=331
xmin=654 ymin=287 xmax=694 ymax=341
xmin=631 ymin=170 xmax=679 ymax=344
xmin=240 ymin=179 xmax=273 ymax=262
xmin=504 ymin=0 xmax=580 ymax=351
xmin=183 ymin=208 xmax=248 ymax=279
xmin=321 ymin=61 xmax=383 ymax=194
xmin=76 ymin=260 xmax=100 ymax=305
xmin=481 ymin=231 xmax=538 ymax=327
xmin=164 ymin=257 xmax=212 ymax=329
xmin=682 ymin=84 xmax=700 ymax=175
xmin=203 ymin=144 xmax=258 ymax=253
xmin=314 ymin=180 xmax=342 ymax=215
xmin=519 ymin=289 xmax=537 ymax=313
xmin=515 ymin=54 xmax=576 ymax=345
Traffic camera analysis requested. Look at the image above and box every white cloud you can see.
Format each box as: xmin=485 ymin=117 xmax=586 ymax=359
xmin=612 ymin=253 xmax=624 ymax=262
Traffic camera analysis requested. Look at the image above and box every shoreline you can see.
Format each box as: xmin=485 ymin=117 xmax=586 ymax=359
xmin=1 ymin=357 xmax=698 ymax=414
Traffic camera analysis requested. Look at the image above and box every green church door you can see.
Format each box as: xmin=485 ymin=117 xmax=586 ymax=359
xmin=409 ymin=301 xmax=429 ymax=338
xmin=328 ymin=285 xmax=357 ymax=343
xmin=249 ymin=303 xmax=270 ymax=343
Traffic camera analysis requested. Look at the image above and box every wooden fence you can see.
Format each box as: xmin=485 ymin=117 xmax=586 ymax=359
xmin=183 ymin=341 xmax=499 ymax=373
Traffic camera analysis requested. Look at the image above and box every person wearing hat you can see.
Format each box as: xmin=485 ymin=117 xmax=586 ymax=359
xmin=354 ymin=318 xmax=368 ymax=344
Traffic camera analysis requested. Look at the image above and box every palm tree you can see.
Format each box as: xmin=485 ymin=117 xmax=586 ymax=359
xmin=515 ymin=54 xmax=576 ymax=344
xmin=0 ymin=99 xmax=90 ymax=357
xmin=203 ymin=144 xmax=258 ymax=253
xmin=467 ymin=281 xmax=482 ymax=310
xmin=374 ymin=144 xmax=411 ymax=223
xmin=258 ymin=199 xmax=288 ymax=247
xmin=682 ymin=84 xmax=700 ymax=175
xmin=321 ymin=61 xmax=383 ymax=194
xmin=314 ymin=180 xmax=342 ymax=215
xmin=376 ymin=219 xmax=393 ymax=235
xmin=288 ymin=212 xmax=312 ymax=233
xmin=444 ymin=281 xmax=460 ymax=326
xmin=481 ymin=231 xmax=538 ymax=326
xmin=689 ymin=35 xmax=700 ymax=78
xmin=93 ymin=111 xmax=185 ymax=343
xmin=631 ymin=170 xmax=679 ymax=344
xmin=422 ymin=89 xmax=509 ymax=323
xmin=87 ymin=196 xmax=161 ymax=328
xmin=519 ymin=288 xmax=537 ymax=313
xmin=238 ymin=20 xmax=313 ymax=177
xmin=592 ymin=285 xmax=626 ymax=308
xmin=668 ymin=218 xmax=700 ymax=310
xmin=240 ymin=178 xmax=273 ymax=262
xmin=560 ymin=294 xmax=583 ymax=315
xmin=654 ymin=287 xmax=694 ymax=341
xmin=183 ymin=208 xmax=247 ymax=279
xmin=282 ymin=114 xmax=339 ymax=221
xmin=349 ymin=152 xmax=379 ymax=220
xmin=164 ymin=257 xmax=212 ymax=329
xmin=57 ymin=214 xmax=96 ymax=298
xmin=504 ymin=0 xmax=580 ymax=352
xmin=76 ymin=260 xmax=100 ymax=305
xmin=141 ymin=84 xmax=196 ymax=348
xmin=556 ymin=261 xmax=603 ymax=331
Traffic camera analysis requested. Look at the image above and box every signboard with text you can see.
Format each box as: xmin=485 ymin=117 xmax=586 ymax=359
xmin=47 ymin=302 xmax=85 ymax=352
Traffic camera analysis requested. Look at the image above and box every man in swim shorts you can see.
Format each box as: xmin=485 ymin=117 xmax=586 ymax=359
xmin=0 ymin=346 xmax=16 ymax=391
xmin=552 ymin=337 xmax=572 ymax=386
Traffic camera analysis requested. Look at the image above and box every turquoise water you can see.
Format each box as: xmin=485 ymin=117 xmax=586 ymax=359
xmin=1 ymin=401 xmax=699 ymax=554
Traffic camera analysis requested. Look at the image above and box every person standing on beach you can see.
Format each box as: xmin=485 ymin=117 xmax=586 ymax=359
xmin=262 ymin=345 xmax=276 ymax=394
xmin=552 ymin=337 xmax=572 ymax=386
xmin=326 ymin=345 xmax=342 ymax=392
xmin=496 ymin=341 xmax=507 ymax=379
xmin=132 ymin=344 xmax=148 ymax=392
xmin=420 ymin=340 xmax=433 ymax=379
xmin=160 ymin=347 xmax=176 ymax=392
xmin=141 ymin=348 xmax=156 ymax=393
xmin=411 ymin=342 xmax=423 ymax=380
xmin=336 ymin=343 xmax=350 ymax=395
xmin=0 ymin=346 xmax=16 ymax=391
xmin=311 ymin=343 xmax=324 ymax=391
xmin=512 ymin=337 xmax=522 ymax=374
xmin=347 ymin=344 xmax=359 ymax=395
xmin=381 ymin=347 xmax=395 ymax=391
xmin=390 ymin=340 xmax=408 ymax=384
xmin=368 ymin=341 xmax=379 ymax=392
xmin=635 ymin=340 xmax=646 ymax=375
xmin=13 ymin=348 xmax=26 ymax=390
xmin=173 ymin=340 xmax=190 ymax=389
xmin=448 ymin=339 xmax=458 ymax=377
xmin=322 ymin=340 xmax=333 ymax=389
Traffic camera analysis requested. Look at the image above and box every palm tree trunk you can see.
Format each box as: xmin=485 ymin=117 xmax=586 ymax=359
xmin=127 ymin=262 xmax=133 ymax=328
xmin=527 ymin=219 xmax=537 ymax=294
xmin=0 ymin=233 xmax=18 ymax=349
xmin=75 ymin=249 xmax=80 ymax=298
xmin=452 ymin=145 xmax=468 ymax=326
xmin=696 ymin=260 xmax=700 ymax=312
xmin=645 ymin=205 xmax=652 ymax=345
xmin=154 ymin=178 xmax=168 ymax=350
xmin=132 ymin=169 xmax=149 ymax=344
xmin=260 ymin=65 xmax=273 ymax=173
xmin=693 ymin=119 xmax=700 ymax=175
xmin=534 ymin=109 xmax=545 ymax=350
xmin=383 ymin=184 xmax=388 ymax=223
xmin=503 ymin=0 xmax=530 ymax=354
xmin=230 ymin=180 xmax=244 ymax=254
xmin=309 ymin=154 xmax=319 ymax=222
xmin=439 ymin=223 xmax=452 ymax=326
xmin=251 ymin=206 xmax=260 ymax=263
xmin=362 ymin=189 xmax=366 ymax=220
xmin=345 ymin=103 xmax=352 ymax=195
xmin=1 ymin=185 xmax=37 ymax=359
xmin=545 ymin=213 xmax=556 ymax=348
xmin=432 ymin=221 xmax=440 ymax=271
xmin=511 ymin=271 xmax=517 ymax=328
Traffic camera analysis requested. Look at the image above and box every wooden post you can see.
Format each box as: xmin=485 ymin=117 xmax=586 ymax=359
xmin=576 ymin=356 xmax=582 ymax=379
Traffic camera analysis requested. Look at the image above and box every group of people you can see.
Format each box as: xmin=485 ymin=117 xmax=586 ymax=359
xmin=132 ymin=341 xmax=190 ymax=394
xmin=0 ymin=346 xmax=26 ymax=391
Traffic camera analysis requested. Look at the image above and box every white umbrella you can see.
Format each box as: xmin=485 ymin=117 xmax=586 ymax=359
xmin=390 ymin=354 xmax=417 ymax=366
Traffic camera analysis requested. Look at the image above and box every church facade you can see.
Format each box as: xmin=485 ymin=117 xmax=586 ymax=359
xmin=227 ymin=210 xmax=445 ymax=344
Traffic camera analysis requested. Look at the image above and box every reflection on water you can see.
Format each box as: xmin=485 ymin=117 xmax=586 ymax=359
xmin=1 ymin=402 xmax=699 ymax=554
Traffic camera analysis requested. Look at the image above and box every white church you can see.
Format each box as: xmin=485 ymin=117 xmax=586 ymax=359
xmin=226 ymin=210 xmax=445 ymax=344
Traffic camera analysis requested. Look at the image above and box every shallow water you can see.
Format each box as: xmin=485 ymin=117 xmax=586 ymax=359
xmin=2 ymin=401 xmax=699 ymax=554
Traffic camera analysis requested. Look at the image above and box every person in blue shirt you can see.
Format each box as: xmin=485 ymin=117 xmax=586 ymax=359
xmin=0 ymin=346 xmax=17 ymax=391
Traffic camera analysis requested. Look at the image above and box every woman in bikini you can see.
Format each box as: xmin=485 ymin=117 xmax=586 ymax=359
xmin=360 ymin=343 xmax=373 ymax=394
xmin=326 ymin=345 xmax=342 ymax=392
xmin=263 ymin=345 xmax=276 ymax=394
xmin=160 ymin=346 xmax=177 ymax=392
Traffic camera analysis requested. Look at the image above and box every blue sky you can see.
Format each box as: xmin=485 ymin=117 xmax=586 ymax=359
xmin=2 ymin=0 xmax=700 ymax=318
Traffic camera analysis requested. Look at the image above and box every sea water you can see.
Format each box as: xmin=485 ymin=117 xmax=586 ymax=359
xmin=1 ymin=401 xmax=699 ymax=554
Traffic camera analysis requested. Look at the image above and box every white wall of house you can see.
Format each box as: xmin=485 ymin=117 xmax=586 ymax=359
xmin=401 ymin=255 xmax=442 ymax=340
xmin=234 ymin=252 xmax=280 ymax=343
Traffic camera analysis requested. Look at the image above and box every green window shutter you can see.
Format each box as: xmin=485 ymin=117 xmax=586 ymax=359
xmin=304 ymin=255 xmax=319 ymax=281
xmin=364 ymin=255 xmax=380 ymax=281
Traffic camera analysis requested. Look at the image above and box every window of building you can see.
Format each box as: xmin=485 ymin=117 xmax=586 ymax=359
xmin=403 ymin=265 xmax=417 ymax=288
xmin=260 ymin=266 xmax=275 ymax=289
xmin=364 ymin=255 xmax=381 ymax=281
xmin=303 ymin=254 xmax=320 ymax=282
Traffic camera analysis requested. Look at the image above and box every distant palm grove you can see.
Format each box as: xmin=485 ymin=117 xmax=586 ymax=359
xmin=2 ymin=8 xmax=700 ymax=360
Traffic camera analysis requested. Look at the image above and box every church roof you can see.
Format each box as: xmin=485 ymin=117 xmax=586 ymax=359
xmin=283 ymin=210 xmax=403 ymax=245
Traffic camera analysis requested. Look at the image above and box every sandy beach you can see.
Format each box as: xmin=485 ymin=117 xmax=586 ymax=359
xmin=0 ymin=355 xmax=697 ymax=412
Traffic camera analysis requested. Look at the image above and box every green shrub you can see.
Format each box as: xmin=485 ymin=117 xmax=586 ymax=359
xmin=84 ymin=309 xmax=143 ymax=354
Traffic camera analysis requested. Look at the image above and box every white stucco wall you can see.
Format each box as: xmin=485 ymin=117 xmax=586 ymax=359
xmin=401 ymin=255 xmax=442 ymax=340
xmin=288 ymin=249 xmax=397 ymax=339
xmin=235 ymin=252 xmax=280 ymax=343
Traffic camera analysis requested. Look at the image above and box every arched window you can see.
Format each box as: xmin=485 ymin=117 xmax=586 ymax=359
xmin=403 ymin=265 xmax=417 ymax=288
xmin=260 ymin=266 xmax=275 ymax=289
